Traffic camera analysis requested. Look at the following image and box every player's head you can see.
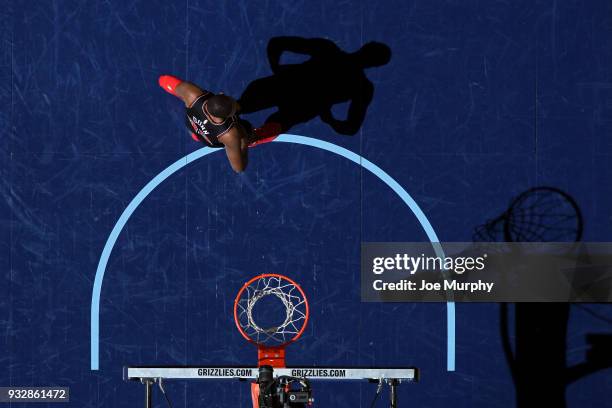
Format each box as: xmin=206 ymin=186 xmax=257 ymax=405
xmin=207 ymin=94 xmax=238 ymax=119
xmin=355 ymin=42 xmax=391 ymax=68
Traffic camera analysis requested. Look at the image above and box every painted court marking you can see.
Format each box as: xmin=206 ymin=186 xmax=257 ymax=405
xmin=90 ymin=134 xmax=455 ymax=371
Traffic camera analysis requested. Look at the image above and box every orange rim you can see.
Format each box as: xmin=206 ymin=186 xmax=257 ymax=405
xmin=233 ymin=273 xmax=309 ymax=347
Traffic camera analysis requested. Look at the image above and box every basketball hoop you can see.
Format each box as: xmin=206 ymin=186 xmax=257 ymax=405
xmin=234 ymin=274 xmax=309 ymax=367
xmin=128 ymin=274 xmax=417 ymax=408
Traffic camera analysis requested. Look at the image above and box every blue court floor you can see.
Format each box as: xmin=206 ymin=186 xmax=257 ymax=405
xmin=1 ymin=1 xmax=611 ymax=407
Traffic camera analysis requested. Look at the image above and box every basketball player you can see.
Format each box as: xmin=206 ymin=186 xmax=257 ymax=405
xmin=158 ymin=75 xmax=281 ymax=173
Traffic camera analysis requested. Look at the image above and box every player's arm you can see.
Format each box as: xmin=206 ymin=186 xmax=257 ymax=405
xmin=221 ymin=130 xmax=248 ymax=173
xmin=267 ymin=37 xmax=338 ymax=73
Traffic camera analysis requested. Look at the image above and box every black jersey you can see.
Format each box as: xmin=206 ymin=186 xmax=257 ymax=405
xmin=185 ymin=92 xmax=238 ymax=147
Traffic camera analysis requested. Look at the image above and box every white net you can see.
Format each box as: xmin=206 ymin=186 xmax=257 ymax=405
xmin=235 ymin=275 xmax=308 ymax=346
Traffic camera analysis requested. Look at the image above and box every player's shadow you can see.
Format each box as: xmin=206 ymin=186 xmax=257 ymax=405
xmin=473 ymin=187 xmax=612 ymax=407
xmin=238 ymin=36 xmax=391 ymax=136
